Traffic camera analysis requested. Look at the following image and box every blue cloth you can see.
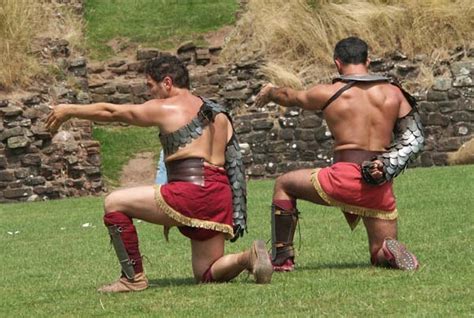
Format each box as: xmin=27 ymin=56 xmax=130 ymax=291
xmin=155 ymin=149 xmax=168 ymax=185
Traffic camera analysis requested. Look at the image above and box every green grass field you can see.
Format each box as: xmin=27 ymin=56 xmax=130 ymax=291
xmin=1 ymin=164 xmax=473 ymax=317
xmin=84 ymin=0 xmax=238 ymax=59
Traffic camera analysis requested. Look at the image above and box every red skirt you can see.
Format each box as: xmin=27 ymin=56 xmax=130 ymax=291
xmin=311 ymin=162 xmax=398 ymax=229
xmin=154 ymin=165 xmax=234 ymax=241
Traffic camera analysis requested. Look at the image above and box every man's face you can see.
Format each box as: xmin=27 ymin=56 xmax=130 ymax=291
xmin=146 ymin=75 xmax=169 ymax=99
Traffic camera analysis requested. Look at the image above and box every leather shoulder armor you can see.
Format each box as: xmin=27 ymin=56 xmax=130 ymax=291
xmin=332 ymin=74 xmax=391 ymax=83
xmin=159 ymin=97 xmax=225 ymax=156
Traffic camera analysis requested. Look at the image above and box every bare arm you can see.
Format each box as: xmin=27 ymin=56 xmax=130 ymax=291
xmin=255 ymin=83 xmax=329 ymax=111
xmin=45 ymin=101 xmax=162 ymax=133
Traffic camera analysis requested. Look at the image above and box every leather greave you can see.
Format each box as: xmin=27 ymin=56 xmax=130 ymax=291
xmin=271 ymin=205 xmax=299 ymax=265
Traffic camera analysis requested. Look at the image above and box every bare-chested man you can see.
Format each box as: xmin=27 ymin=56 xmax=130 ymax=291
xmin=255 ymin=37 xmax=424 ymax=272
xmin=46 ymin=55 xmax=272 ymax=292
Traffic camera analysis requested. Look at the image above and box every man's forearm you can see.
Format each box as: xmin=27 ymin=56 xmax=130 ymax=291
xmin=268 ymin=87 xmax=299 ymax=107
xmin=66 ymin=103 xmax=120 ymax=122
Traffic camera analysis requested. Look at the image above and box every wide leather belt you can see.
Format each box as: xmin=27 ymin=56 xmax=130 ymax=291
xmin=166 ymin=158 xmax=205 ymax=186
xmin=333 ymin=149 xmax=383 ymax=164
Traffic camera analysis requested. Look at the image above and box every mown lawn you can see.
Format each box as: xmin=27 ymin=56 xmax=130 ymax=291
xmin=84 ymin=0 xmax=238 ymax=59
xmin=1 ymin=164 xmax=473 ymax=317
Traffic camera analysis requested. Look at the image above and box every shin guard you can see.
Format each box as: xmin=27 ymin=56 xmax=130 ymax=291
xmin=271 ymin=203 xmax=299 ymax=267
xmin=104 ymin=212 xmax=143 ymax=279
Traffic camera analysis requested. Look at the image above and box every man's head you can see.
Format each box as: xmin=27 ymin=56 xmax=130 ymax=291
xmin=145 ymin=55 xmax=190 ymax=98
xmin=333 ymin=37 xmax=369 ymax=73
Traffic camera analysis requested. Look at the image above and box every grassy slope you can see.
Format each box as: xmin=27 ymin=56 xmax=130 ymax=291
xmin=1 ymin=165 xmax=473 ymax=317
xmin=84 ymin=0 xmax=238 ymax=59
xmin=92 ymin=126 xmax=162 ymax=187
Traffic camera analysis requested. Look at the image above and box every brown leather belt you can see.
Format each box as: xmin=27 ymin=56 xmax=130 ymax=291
xmin=333 ymin=149 xmax=383 ymax=164
xmin=166 ymin=158 xmax=205 ymax=186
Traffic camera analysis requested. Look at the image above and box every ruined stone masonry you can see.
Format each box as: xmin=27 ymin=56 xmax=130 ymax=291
xmin=86 ymin=44 xmax=474 ymax=178
xmin=1 ymin=0 xmax=472 ymax=202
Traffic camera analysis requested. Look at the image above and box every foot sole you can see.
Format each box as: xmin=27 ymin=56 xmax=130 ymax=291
xmin=384 ymin=239 xmax=419 ymax=271
xmin=252 ymin=240 xmax=273 ymax=284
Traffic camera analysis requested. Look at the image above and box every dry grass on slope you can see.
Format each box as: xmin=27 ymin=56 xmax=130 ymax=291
xmin=0 ymin=0 xmax=83 ymax=91
xmin=221 ymin=0 xmax=474 ymax=88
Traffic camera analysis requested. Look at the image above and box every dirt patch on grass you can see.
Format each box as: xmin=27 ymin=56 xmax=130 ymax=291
xmin=119 ymin=152 xmax=156 ymax=187
xmin=203 ymin=25 xmax=234 ymax=48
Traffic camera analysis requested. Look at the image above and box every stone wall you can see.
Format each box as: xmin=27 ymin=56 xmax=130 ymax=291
xmin=85 ymin=45 xmax=473 ymax=178
xmin=0 ymin=39 xmax=103 ymax=203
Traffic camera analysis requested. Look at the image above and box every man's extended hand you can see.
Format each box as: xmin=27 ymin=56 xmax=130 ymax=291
xmin=45 ymin=104 xmax=72 ymax=134
xmin=361 ymin=159 xmax=386 ymax=185
xmin=254 ymin=83 xmax=275 ymax=108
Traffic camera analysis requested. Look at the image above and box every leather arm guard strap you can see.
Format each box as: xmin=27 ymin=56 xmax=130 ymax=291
xmin=271 ymin=205 xmax=299 ymax=265
xmin=362 ymin=109 xmax=425 ymax=184
xmin=107 ymin=225 xmax=135 ymax=280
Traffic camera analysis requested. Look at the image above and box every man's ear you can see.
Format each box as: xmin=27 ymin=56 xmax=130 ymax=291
xmin=366 ymin=58 xmax=371 ymax=68
xmin=334 ymin=59 xmax=343 ymax=74
xmin=162 ymin=76 xmax=173 ymax=90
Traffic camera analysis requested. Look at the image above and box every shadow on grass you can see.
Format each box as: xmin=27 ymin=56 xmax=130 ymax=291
xmin=297 ymin=261 xmax=369 ymax=270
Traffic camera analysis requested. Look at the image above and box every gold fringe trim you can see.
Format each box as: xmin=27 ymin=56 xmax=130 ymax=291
xmin=311 ymin=169 xmax=398 ymax=221
xmin=153 ymin=185 xmax=234 ymax=240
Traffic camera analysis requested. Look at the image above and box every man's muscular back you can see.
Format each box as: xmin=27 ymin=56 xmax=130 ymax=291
xmin=323 ymin=82 xmax=412 ymax=152
xmin=155 ymin=93 xmax=232 ymax=166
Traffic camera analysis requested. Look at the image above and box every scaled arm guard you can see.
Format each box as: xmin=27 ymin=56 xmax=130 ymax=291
xmin=225 ymin=133 xmax=247 ymax=242
xmin=362 ymin=109 xmax=425 ymax=184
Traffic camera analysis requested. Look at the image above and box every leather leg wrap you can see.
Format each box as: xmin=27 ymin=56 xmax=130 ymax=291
xmin=271 ymin=204 xmax=299 ymax=265
xmin=104 ymin=211 xmax=143 ymax=279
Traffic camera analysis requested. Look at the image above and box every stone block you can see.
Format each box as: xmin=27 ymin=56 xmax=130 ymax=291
xmin=0 ymin=170 xmax=15 ymax=181
xmin=420 ymin=152 xmax=434 ymax=166
xmin=7 ymin=136 xmax=30 ymax=149
xmin=426 ymin=113 xmax=450 ymax=126
xmin=22 ymin=153 xmax=42 ymax=166
xmin=418 ymin=101 xmax=439 ymax=113
xmin=0 ymin=155 xmax=7 ymax=168
xmin=4 ymin=187 xmax=32 ymax=199
xmin=266 ymin=141 xmax=287 ymax=153
xmin=109 ymin=93 xmax=132 ymax=104
xmin=295 ymin=129 xmax=315 ymax=141
xmin=0 ymin=126 xmax=23 ymax=141
xmin=453 ymin=76 xmax=473 ymax=87
xmin=432 ymin=77 xmax=452 ymax=91
xmin=15 ymin=168 xmax=30 ymax=179
xmin=221 ymin=89 xmax=252 ymax=100
xmin=25 ymin=176 xmax=46 ymax=186
xmin=0 ymin=106 xmax=23 ymax=117
xmin=252 ymin=119 xmax=274 ymax=130
xmin=450 ymin=111 xmax=473 ymax=122
xmin=300 ymin=116 xmax=322 ymax=128
xmin=432 ymin=152 xmax=448 ymax=165
xmin=438 ymin=101 xmax=458 ymax=113
xmin=426 ymin=90 xmax=448 ymax=101
xmin=109 ymin=65 xmax=128 ymax=75
xmin=235 ymin=121 xmax=251 ymax=134
xmin=279 ymin=128 xmax=294 ymax=141
xmin=177 ymin=41 xmax=196 ymax=54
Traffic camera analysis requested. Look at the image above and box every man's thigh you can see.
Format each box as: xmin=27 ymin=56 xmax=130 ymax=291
xmin=276 ymin=169 xmax=329 ymax=206
xmin=104 ymin=186 xmax=182 ymax=227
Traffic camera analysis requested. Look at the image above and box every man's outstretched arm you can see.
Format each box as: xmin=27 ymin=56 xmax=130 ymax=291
xmin=45 ymin=101 xmax=160 ymax=133
xmin=255 ymin=83 xmax=329 ymax=111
